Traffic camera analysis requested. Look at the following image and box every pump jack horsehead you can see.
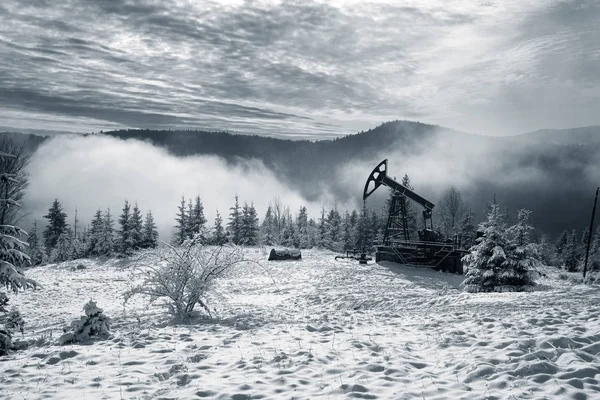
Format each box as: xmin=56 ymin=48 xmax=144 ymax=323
xmin=362 ymin=159 xmax=467 ymax=274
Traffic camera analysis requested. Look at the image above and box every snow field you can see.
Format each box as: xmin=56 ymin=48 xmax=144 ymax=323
xmin=1 ymin=249 xmax=599 ymax=399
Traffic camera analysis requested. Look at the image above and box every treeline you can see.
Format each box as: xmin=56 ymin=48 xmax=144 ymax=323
xmin=553 ymin=228 xmax=600 ymax=272
xmin=27 ymin=199 xmax=159 ymax=265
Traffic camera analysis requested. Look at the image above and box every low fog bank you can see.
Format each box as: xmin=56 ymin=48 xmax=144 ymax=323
xmin=23 ymin=135 xmax=347 ymax=240
xmin=337 ymin=129 xmax=600 ymax=238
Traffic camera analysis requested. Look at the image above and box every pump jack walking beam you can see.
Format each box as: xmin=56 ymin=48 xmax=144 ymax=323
xmin=363 ymin=159 xmax=435 ymax=230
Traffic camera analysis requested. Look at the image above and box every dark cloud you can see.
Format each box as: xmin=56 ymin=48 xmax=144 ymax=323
xmin=0 ymin=0 xmax=598 ymax=138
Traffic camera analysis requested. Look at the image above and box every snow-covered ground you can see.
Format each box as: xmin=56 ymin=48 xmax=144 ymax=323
xmin=2 ymin=248 xmax=599 ymax=399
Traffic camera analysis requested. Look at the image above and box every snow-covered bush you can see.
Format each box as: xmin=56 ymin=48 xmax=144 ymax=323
xmin=124 ymin=235 xmax=249 ymax=319
xmin=58 ymin=300 xmax=111 ymax=345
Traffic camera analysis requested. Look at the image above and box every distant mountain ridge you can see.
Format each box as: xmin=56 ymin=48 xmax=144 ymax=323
xmin=2 ymin=121 xmax=599 ymax=238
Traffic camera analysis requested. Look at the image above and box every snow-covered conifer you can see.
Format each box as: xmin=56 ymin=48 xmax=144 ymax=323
xmin=240 ymin=202 xmax=259 ymax=245
xmin=0 ymin=150 xmax=37 ymax=353
xmin=142 ymin=210 xmax=159 ymax=249
xmin=503 ymin=209 xmax=539 ymax=290
xmin=564 ymin=229 xmax=580 ymax=272
xmin=43 ymin=199 xmax=68 ymax=251
xmin=462 ymin=201 xmax=511 ymax=292
xmin=212 ymin=209 xmax=226 ymax=246
xmin=260 ymin=206 xmax=275 ymax=246
xmin=228 ymin=195 xmax=242 ymax=245
xmin=131 ymin=202 xmax=143 ymax=249
xmin=58 ymin=300 xmax=111 ymax=344
xmin=26 ymin=220 xmax=45 ymax=266
xmin=49 ymin=231 xmax=74 ymax=263
xmin=118 ymin=200 xmax=134 ymax=254
xmin=173 ymin=196 xmax=187 ymax=245
xmin=97 ymin=208 xmax=115 ymax=256
xmin=555 ymin=230 xmax=569 ymax=265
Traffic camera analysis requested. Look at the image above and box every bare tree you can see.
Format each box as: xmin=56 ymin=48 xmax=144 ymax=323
xmin=438 ymin=186 xmax=465 ymax=238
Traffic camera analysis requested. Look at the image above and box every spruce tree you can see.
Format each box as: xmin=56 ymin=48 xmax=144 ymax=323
xmin=118 ymin=200 xmax=133 ymax=254
xmin=26 ymin=220 xmax=45 ymax=266
xmin=212 ymin=209 xmax=226 ymax=245
xmin=174 ymin=196 xmax=187 ymax=245
xmin=555 ymin=230 xmax=569 ymax=265
xmin=0 ymin=149 xmax=37 ymax=353
xmin=401 ymin=174 xmax=418 ymax=238
xmin=260 ymin=206 xmax=275 ymax=246
xmin=295 ymin=206 xmax=309 ymax=249
xmin=325 ymin=206 xmax=342 ymax=251
xmin=142 ymin=210 xmax=159 ymax=248
xmin=342 ymin=211 xmax=353 ymax=251
xmin=49 ymin=231 xmax=74 ymax=263
xmin=503 ymin=209 xmax=538 ymax=290
xmin=462 ymin=201 xmax=511 ymax=292
xmin=97 ymin=208 xmax=115 ymax=256
xmin=190 ymin=196 xmax=206 ymax=237
xmin=43 ymin=199 xmax=67 ymax=251
xmin=460 ymin=209 xmax=476 ymax=249
xmin=88 ymin=209 xmax=104 ymax=256
xmin=318 ymin=207 xmax=327 ymax=248
xmin=240 ymin=202 xmax=259 ymax=245
xmin=131 ymin=202 xmax=143 ymax=249
xmin=281 ymin=211 xmax=296 ymax=247
xmin=564 ymin=229 xmax=580 ymax=272
xmin=228 ymin=195 xmax=242 ymax=245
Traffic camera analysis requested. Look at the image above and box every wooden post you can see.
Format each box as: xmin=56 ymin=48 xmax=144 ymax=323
xmin=583 ymin=187 xmax=599 ymax=279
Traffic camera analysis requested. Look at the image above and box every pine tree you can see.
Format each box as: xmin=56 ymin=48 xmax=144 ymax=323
xmin=142 ymin=210 xmax=159 ymax=248
xmin=49 ymin=231 xmax=74 ymax=263
xmin=462 ymin=201 xmax=511 ymax=292
xmin=460 ymin=209 xmax=476 ymax=249
xmin=401 ymin=174 xmax=418 ymax=238
xmin=555 ymin=230 xmax=569 ymax=264
xmin=503 ymin=209 xmax=539 ymax=290
xmin=228 ymin=195 xmax=242 ymax=245
xmin=174 ymin=196 xmax=187 ymax=245
xmin=43 ymin=199 xmax=68 ymax=252
xmin=212 ymin=209 xmax=226 ymax=246
xmin=342 ymin=211 xmax=353 ymax=251
xmin=131 ymin=202 xmax=143 ymax=249
xmin=88 ymin=209 xmax=104 ymax=256
xmin=564 ymin=229 xmax=580 ymax=272
xmin=97 ymin=208 xmax=115 ymax=256
xmin=281 ymin=211 xmax=296 ymax=247
xmin=118 ymin=200 xmax=134 ymax=254
xmin=190 ymin=196 xmax=206 ymax=238
xmin=260 ymin=206 xmax=275 ymax=246
xmin=324 ymin=206 xmax=342 ymax=251
xmin=0 ymin=149 xmax=37 ymax=353
xmin=318 ymin=207 xmax=327 ymax=248
xmin=295 ymin=206 xmax=310 ymax=249
xmin=26 ymin=220 xmax=45 ymax=266
xmin=240 ymin=202 xmax=259 ymax=245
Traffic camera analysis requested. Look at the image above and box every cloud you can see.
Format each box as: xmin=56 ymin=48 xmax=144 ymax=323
xmin=23 ymin=135 xmax=345 ymax=239
xmin=1 ymin=0 xmax=599 ymax=138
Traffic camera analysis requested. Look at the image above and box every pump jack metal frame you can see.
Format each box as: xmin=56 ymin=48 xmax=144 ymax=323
xmin=363 ymin=159 xmax=467 ymax=274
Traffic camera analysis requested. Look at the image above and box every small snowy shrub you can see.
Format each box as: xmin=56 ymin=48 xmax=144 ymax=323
xmin=125 ymin=235 xmax=251 ymax=319
xmin=58 ymin=300 xmax=111 ymax=345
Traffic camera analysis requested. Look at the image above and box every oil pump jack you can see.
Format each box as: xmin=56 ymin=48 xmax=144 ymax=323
xmin=364 ymin=159 xmax=466 ymax=274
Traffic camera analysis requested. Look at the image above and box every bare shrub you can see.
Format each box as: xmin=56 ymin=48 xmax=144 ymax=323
xmin=124 ymin=236 xmax=260 ymax=319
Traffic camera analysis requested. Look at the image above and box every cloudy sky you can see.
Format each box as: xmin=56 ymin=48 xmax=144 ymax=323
xmin=1 ymin=0 xmax=598 ymax=139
